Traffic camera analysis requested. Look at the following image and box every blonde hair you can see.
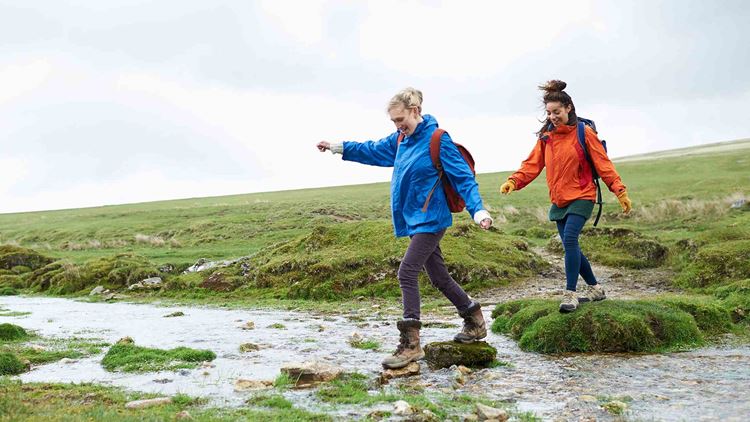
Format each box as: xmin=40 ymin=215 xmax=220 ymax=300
xmin=387 ymin=87 xmax=423 ymax=113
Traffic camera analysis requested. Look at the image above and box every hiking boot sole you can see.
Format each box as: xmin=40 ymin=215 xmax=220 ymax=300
xmin=453 ymin=334 xmax=487 ymax=344
xmin=578 ymin=296 xmax=606 ymax=303
xmin=381 ymin=352 xmax=425 ymax=369
xmin=559 ymin=305 xmax=577 ymax=313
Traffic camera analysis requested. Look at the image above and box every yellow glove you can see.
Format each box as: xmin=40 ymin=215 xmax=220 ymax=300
xmin=500 ymin=179 xmax=516 ymax=195
xmin=617 ymin=191 xmax=632 ymax=214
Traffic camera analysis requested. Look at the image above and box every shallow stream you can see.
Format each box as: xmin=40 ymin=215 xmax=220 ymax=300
xmin=2 ymin=296 xmax=748 ymax=421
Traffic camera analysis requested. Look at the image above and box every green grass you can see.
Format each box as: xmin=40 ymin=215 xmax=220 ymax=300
xmin=0 ymin=140 xmax=748 ymax=304
xmin=0 ymin=379 xmax=330 ymax=421
xmin=0 ymin=323 xmax=28 ymax=342
xmin=490 ymin=296 xmax=745 ymax=353
xmin=101 ymin=343 xmax=216 ymax=373
xmin=349 ymin=338 xmax=380 ymax=351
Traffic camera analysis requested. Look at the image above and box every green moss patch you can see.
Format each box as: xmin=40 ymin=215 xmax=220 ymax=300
xmin=714 ymin=279 xmax=750 ymax=322
xmin=244 ymin=222 xmax=546 ymax=300
xmin=0 ymin=286 xmax=19 ymax=296
xmin=26 ymin=254 xmax=161 ymax=295
xmin=547 ymin=227 xmax=668 ymax=269
xmin=423 ymin=341 xmax=497 ymax=369
xmin=491 ymin=299 xmax=724 ymax=353
xmin=101 ymin=343 xmax=216 ymax=372
xmin=0 ymin=323 xmax=29 ymax=342
xmin=0 ymin=351 xmax=26 ymax=375
xmin=0 ymin=245 xmax=54 ymax=271
xmin=676 ymin=240 xmax=750 ymax=288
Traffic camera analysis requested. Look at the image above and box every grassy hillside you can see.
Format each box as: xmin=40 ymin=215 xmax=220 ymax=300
xmin=0 ymin=139 xmax=748 ymax=300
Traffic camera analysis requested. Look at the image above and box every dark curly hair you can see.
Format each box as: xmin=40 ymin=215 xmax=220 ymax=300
xmin=537 ymin=80 xmax=578 ymax=137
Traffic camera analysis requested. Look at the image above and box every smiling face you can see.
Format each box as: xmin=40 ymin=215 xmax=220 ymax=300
xmin=388 ymin=105 xmax=421 ymax=136
xmin=545 ymin=101 xmax=573 ymax=127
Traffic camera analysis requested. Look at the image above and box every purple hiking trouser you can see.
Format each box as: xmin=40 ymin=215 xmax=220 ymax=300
xmin=398 ymin=229 xmax=472 ymax=320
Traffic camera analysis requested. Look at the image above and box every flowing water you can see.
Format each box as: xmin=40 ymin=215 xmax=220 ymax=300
xmin=2 ymin=296 xmax=749 ymax=421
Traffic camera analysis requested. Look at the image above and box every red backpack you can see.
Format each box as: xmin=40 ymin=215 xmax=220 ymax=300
xmin=397 ymin=128 xmax=476 ymax=213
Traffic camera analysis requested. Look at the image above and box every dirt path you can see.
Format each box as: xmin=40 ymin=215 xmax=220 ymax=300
xmin=474 ymin=247 xmax=683 ymax=307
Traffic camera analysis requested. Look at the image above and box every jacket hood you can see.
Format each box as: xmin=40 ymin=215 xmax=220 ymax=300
xmin=411 ymin=114 xmax=438 ymax=137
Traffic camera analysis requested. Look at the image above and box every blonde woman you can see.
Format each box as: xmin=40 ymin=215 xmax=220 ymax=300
xmin=317 ymin=88 xmax=493 ymax=369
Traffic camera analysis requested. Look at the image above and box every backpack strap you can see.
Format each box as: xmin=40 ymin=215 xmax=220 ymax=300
xmin=421 ymin=129 xmax=446 ymax=212
xmin=577 ymin=122 xmax=603 ymax=227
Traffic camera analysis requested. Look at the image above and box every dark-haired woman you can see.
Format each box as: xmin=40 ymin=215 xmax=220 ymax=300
xmin=500 ymin=80 xmax=632 ymax=312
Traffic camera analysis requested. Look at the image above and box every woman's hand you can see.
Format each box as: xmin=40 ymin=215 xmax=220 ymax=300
xmin=480 ymin=218 xmax=492 ymax=230
xmin=617 ymin=191 xmax=632 ymax=214
xmin=500 ymin=179 xmax=516 ymax=195
xmin=316 ymin=141 xmax=331 ymax=152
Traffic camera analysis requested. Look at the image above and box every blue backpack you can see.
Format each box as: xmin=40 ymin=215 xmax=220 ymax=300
xmin=576 ymin=118 xmax=607 ymax=226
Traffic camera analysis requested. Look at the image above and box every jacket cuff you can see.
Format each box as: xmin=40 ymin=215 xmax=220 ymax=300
xmin=330 ymin=143 xmax=344 ymax=155
xmin=473 ymin=209 xmax=492 ymax=225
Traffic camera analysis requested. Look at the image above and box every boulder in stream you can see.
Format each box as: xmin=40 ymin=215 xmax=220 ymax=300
xmin=423 ymin=341 xmax=497 ymax=369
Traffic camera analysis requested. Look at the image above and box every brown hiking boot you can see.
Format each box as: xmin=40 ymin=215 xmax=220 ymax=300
xmin=381 ymin=319 xmax=424 ymax=369
xmin=559 ymin=290 xmax=578 ymax=313
xmin=454 ymin=302 xmax=487 ymax=343
xmin=579 ymin=284 xmax=606 ymax=303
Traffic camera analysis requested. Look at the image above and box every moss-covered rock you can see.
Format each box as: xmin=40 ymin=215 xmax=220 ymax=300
xmin=491 ymin=299 xmax=716 ymax=353
xmin=676 ymin=240 xmax=750 ymax=288
xmin=547 ymin=227 xmax=668 ymax=269
xmin=0 ymin=352 xmax=27 ymax=375
xmin=101 ymin=342 xmax=216 ymax=372
xmin=0 ymin=323 xmax=29 ymax=342
xmin=0 ymin=245 xmax=54 ymax=271
xmin=26 ymin=254 xmax=161 ymax=295
xmin=423 ymin=341 xmax=497 ymax=369
xmin=714 ymin=279 xmax=750 ymax=323
xmin=0 ymin=274 xmax=24 ymax=289
xmin=659 ymin=296 xmax=734 ymax=335
xmin=244 ymin=222 xmax=547 ymax=300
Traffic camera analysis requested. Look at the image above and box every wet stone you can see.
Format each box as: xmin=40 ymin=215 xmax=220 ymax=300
xmin=380 ymin=361 xmax=420 ymax=383
xmin=89 ymin=286 xmax=105 ymax=296
xmin=163 ymin=311 xmax=185 ymax=318
xmin=475 ymin=402 xmax=508 ymax=421
xmin=116 ymin=336 xmax=134 ymax=345
xmin=424 ymin=341 xmax=497 ymax=369
xmin=234 ymin=378 xmax=273 ymax=392
xmin=393 ymin=400 xmax=414 ymax=416
xmin=280 ymin=361 xmax=343 ymax=388
xmin=153 ymin=378 xmax=173 ymax=384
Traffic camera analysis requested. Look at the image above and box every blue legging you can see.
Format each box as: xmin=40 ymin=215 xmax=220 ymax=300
xmin=556 ymin=214 xmax=598 ymax=291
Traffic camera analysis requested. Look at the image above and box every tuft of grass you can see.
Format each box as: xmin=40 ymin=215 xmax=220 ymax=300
xmin=101 ymin=343 xmax=215 ymax=372
xmin=317 ymin=373 xmax=397 ymax=405
xmin=0 ymin=351 xmax=26 ymax=375
xmin=0 ymin=323 xmax=29 ymax=342
xmin=349 ymin=338 xmax=380 ymax=351
xmin=266 ymin=323 xmax=286 ymax=329
xmin=273 ymin=373 xmax=295 ymax=390
xmin=246 ymin=394 xmax=294 ymax=409
xmin=0 ymin=286 xmax=19 ymax=296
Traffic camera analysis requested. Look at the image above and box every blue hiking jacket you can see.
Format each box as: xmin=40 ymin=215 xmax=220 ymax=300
xmin=342 ymin=114 xmax=485 ymax=237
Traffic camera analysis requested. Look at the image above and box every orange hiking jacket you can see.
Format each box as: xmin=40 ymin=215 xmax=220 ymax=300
xmin=509 ymin=123 xmax=626 ymax=208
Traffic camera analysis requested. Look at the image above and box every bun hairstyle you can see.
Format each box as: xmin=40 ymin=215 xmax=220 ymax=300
xmin=388 ymin=87 xmax=423 ymax=114
xmin=537 ymin=79 xmax=578 ymax=136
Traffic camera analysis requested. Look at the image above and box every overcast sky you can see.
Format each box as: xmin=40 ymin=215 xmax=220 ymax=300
xmin=1 ymin=0 xmax=749 ymax=213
